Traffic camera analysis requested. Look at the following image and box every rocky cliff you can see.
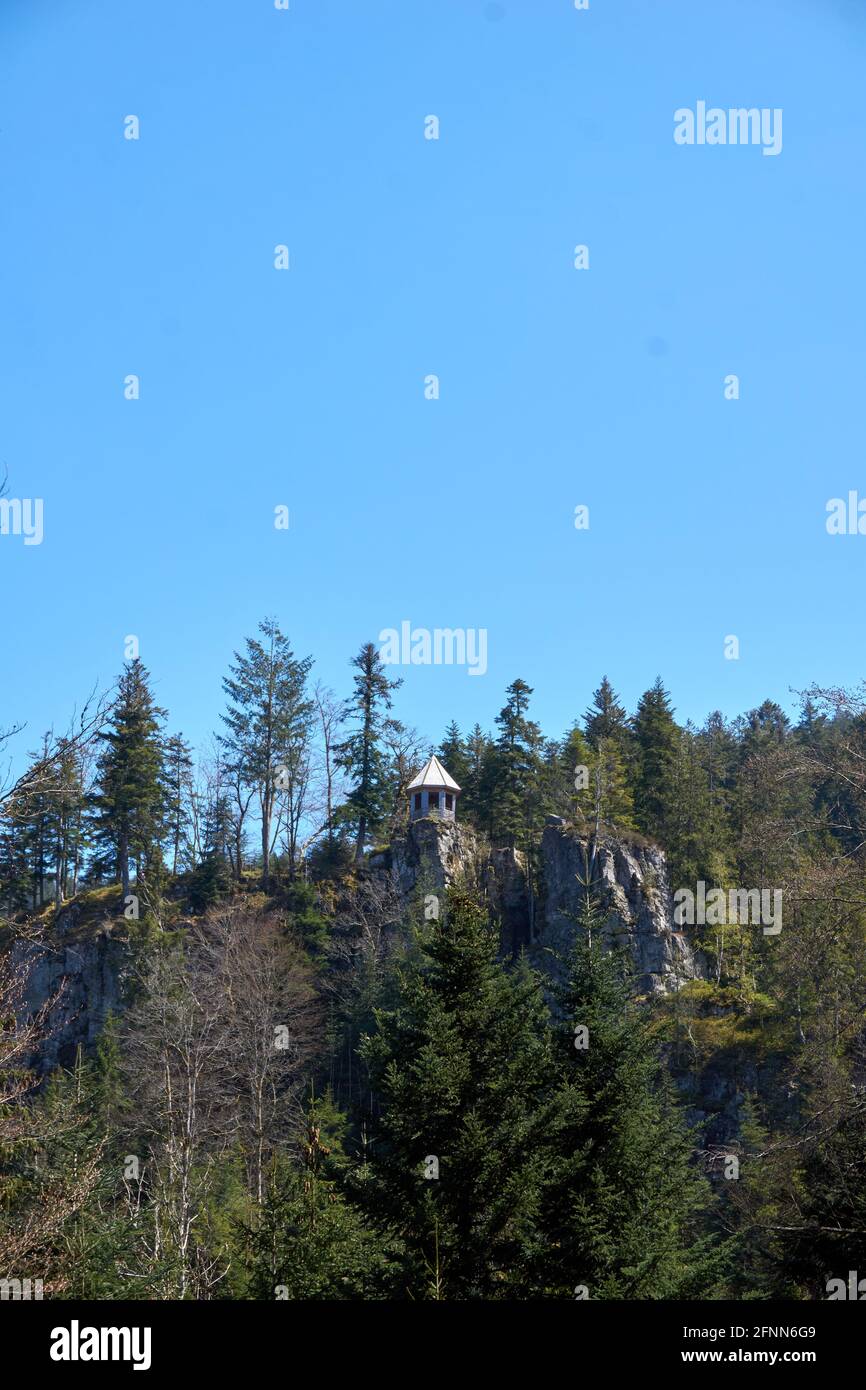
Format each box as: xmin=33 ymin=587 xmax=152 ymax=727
xmin=373 ymin=815 xmax=702 ymax=994
xmin=536 ymin=821 xmax=701 ymax=993
xmin=8 ymin=818 xmax=702 ymax=1080
xmin=10 ymin=916 xmax=132 ymax=1075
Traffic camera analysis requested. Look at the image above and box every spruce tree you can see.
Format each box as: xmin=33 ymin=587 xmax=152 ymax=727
xmin=437 ymin=721 xmax=470 ymax=790
xmin=584 ymin=676 xmax=631 ymax=747
xmin=337 ymin=642 xmax=402 ymax=860
xmin=0 ymin=800 xmax=32 ymax=912
xmin=161 ymin=733 xmax=194 ymax=875
xmin=353 ymin=889 xmax=553 ymax=1299
xmin=248 ymin=1095 xmax=390 ymax=1300
xmin=220 ymin=618 xmax=313 ymax=889
xmin=90 ymin=662 xmax=166 ymax=899
xmin=538 ymin=897 xmax=721 ymax=1298
xmin=633 ymin=677 xmax=680 ymax=845
xmin=491 ymin=679 xmax=545 ymax=847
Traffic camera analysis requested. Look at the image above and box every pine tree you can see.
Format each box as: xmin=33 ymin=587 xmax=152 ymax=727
xmin=0 ymin=799 xmax=32 ymax=912
xmin=220 ymin=618 xmax=313 ymax=889
xmin=490 ymin=679 xmax=545 ymax=847
xmin=353 ymin=889 xmax=553 ymax=1299
xmin=458 ymin=723 xmax=490 ymax=827
xmin=248 ymin=1095 xmax=390 ymax=1299
xmin=337 ymin=642 xmax=402 ymax=860
xmin=90 ymin=662 xmax=166 ymax=900
xmin=161 ymin=733 xmax=194 ymax=875
xmin=633 ymin=677 xmax=680 ymax=845
xmin=584 ymin=676 xmax=631 ymax=747
xmin=537 ymin=896 xmax=722 ymax=1298
xmin=438 ymin=721 xmax=471 ymax=791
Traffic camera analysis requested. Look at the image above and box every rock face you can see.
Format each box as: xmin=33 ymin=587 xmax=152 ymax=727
xmin=536 ymin=824 xmax=701 ymax=994
xmin=371 ymin=819 xmax=532 ymax=956
xmin=11 ymin=927 xmax=131 ymax=1075
xmin=8 ymin=819 xmax=702 ymax=1080
xmin=374 ymin=818 xmax=486 ymax=900
xmin=373 ymin=816 xmax=702 ymax=993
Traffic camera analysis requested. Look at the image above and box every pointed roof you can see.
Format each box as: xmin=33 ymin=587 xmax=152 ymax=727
xmin=408 ymin=754 xmax=461 ymax=793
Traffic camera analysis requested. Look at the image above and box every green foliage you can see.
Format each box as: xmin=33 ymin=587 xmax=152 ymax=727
xmin=584 ymin=676 xmax=631 ymax=748
xmin=281 ymin=879 xmax=329 ymax=953
xmin=633 ymin=677 xmax=679 ymax=844
xmin=220 ymin=617 xmax=314 ymax=885
xmin=353 ymin=889 xmax=555 ymax=1298
xmin=336 ymin=642 xmax=402 ymax=859
xmin=247 ymin=1098 xmax=391 ymax=1300
xmin=538 ymin=910 xmax=724 ymax=1299
xmin=187 ymin=851 xmax=229 ymax=912
xmin=90 ymin=661 xmax=167 ymax=896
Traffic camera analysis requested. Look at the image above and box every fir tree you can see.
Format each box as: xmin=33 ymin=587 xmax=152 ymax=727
xmin=491 ymin=679 xmax=545 ymax=847
xmin=162 ymin=733 xmax=194 ymax=875
xmin=337 ymin=642 xmax=402 ymax=860
xmin=437 ymin=721 xmax=471 ymax=791
xmin=633 ymin=677 xmax=680 ymax=845
xmin=354 ymin=889 xmax=553 ymax=1299
xmin=220 ymin=618 xmax=314 ymax=889
xmin=538 ymin=896 xmax=722 ymax=1298
xmin=90 ymin=662 xmax=166 ymax=900
xmin=584 ymin=676 xmax=631 ymax=747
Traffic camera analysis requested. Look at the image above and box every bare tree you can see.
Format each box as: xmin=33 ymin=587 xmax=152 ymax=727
xmin=0 ymin=685 xmax=111 ymax=818
xmin=0 ymin=933 xmax=99 ymax=1291
xmin=382 ymin=718 xmax=427 ymax=840
xmin=313 ymin=682 xmax=343 ymax=848
xmin=121 ymin=943 xmax=231 ymax=1298
xmin=206 ymin=906 xmax=320 ymax=1202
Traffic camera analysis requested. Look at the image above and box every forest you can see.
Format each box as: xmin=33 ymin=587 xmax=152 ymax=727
xmin=1 ymin=618 xmax=865 ymax=1300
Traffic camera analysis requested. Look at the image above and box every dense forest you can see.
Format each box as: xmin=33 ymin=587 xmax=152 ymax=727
xmin=2 ymin=619 xmax=866 ymax=1300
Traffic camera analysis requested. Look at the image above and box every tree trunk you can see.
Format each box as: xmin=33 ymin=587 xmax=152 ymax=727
xmin=120 ymin=828 xmax=130 ymax=900
xmin=261 ymin=795 xmax=271 ymax=890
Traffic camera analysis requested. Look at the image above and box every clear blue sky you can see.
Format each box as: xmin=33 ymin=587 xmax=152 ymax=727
xmin=1 ymin=0 xmax=864 ymax=772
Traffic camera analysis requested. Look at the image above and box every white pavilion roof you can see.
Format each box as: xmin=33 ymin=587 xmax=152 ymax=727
xmin=407 ymin=754 xmax=461 ymax=793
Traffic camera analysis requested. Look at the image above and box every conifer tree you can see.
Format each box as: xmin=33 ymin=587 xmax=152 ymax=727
xmin=666 ymin=722 xmax=715 ymax=886
xmin=556 ymin=724 xmax=590 ymax=824
xmin=161 ymin=733 xmax=194 ymax=875
xmin=590 ymin=736 xmax=636 ymax=833
xmin=491 ymin=679 xmax=545 ymax=846
xmin=90 ymin=662 xmax=166 ymax=900
xmin=538 ymin=896 xmax=721 ymax=1298
xmin=354 ymin=889 xmax=553 ymax=1299
xmin=458 ymin=723 xmax=490 ymax=827
xmin=0 ymin=804 xmax=31 ymax=912
xmin=584 ymin=676 xmax=631 ymax=747
xmin=220 ymin=619 xmax=313 ymax=889
xmin=633 ymin=677 xmax=680 ymax=845
xmin=437 ymin=721 xmax=471 ymax=791
xmin=248 ymin=1094 xmax=390 ymax=1299
xmin=337 ymin=642 xmax=402 ymax=860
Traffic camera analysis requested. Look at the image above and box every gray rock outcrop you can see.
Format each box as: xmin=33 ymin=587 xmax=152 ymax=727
xmin=372 ymin=816 xmax=702 ymax=993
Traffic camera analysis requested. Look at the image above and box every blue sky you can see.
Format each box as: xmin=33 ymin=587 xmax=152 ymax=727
xmin=1 ymin=0 xmax=865 ymax=772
